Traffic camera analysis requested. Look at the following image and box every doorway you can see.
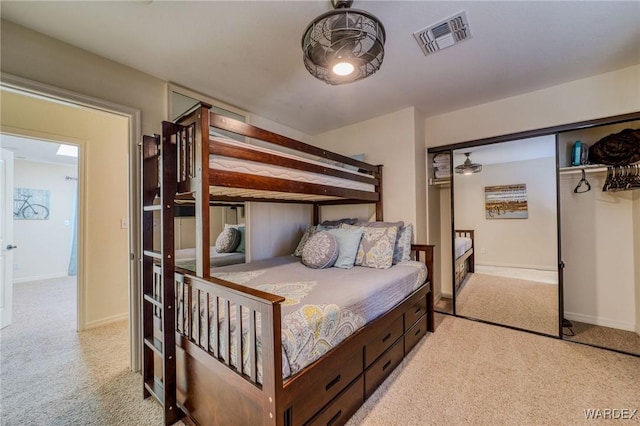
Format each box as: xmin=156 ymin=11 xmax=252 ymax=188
xmin=0 ymin=77 xmax=141 ymax=370
xmin=1 ymin=135 xmax=79 ymax=331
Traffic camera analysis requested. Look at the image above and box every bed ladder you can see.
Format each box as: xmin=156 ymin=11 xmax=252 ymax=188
xmin=141 ymin=133 xmax=181 ymax=425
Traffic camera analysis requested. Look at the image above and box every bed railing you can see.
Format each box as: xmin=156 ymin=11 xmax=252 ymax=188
xmin=170 ymin=270 xmax=285 ymax=424
xmin=166 ymin=104 xmax=382 ymax=201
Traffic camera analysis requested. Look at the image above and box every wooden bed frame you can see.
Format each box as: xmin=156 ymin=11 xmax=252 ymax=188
xmin=141 ymin=103 xmax=434 ymax=425
xmin=454 ymin=229 xmax=474 ymax=294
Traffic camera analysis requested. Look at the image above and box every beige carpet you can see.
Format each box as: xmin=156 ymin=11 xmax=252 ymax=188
xmin=456 ymin=273 xmax=558 ymax=335
xmin=0 ymin=277 xmax=179 ymax=426
xmin=347 ymin=314 xmax=640 ymax=425
xmin=565 ymin=320 xmax=640 ymax=356
xmin=3 ymin=278 xmax=639 ymax=425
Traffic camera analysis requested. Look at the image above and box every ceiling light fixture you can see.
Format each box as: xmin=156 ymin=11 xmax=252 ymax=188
xmin=455 ymin=152 xmax=482 ymax=175
xmin=302 ymin=0 xmax=386 ymax=85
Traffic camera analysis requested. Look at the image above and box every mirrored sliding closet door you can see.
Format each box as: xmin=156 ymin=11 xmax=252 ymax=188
xmin=451 ymin=136 xmax=559 ymax=335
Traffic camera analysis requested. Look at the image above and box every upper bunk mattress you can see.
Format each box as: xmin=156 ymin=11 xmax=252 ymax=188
xmin=209 ymin=137 xmax=376 ymax=195
xmin=181 ymin=255 xmax=427 ymax=381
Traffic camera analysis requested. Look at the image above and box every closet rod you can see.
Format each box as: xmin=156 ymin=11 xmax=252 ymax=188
xmin=558 ymin=165 xmax=607 ymax=175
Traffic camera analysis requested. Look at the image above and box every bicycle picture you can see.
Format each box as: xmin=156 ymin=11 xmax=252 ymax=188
xmin=13 ymin=194 xmax=50 ymax=220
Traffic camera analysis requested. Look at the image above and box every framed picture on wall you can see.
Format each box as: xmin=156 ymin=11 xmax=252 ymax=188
xmin=485 ymin=184 xmax=528 ymax=219
xmin=13 ymin=187 xmax=50 ymax=220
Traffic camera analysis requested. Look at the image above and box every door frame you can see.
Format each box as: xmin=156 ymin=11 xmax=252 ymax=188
xmin=1 ymin=73 xmax=142 ymax=371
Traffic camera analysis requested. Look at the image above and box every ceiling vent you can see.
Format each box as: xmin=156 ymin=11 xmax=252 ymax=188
xmin=413 ymin=11 xmax=471 ymax=56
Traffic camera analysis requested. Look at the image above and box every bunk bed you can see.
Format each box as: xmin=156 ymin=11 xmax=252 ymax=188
xmin=454 ymin=229 xmax=474 ymax=293
xmin=141 ymin=103 xmax=434 ymax=426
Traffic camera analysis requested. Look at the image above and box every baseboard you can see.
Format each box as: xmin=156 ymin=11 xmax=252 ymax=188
xmin=564 ymin=311 xmax=636 ymax=332
xmin=14 ymin=272 xmax=69 ymax=284
xmin=85 ymin=312 xmax=128 ymax=330
xmin=476 ymin=262 xmax=556 ymax=271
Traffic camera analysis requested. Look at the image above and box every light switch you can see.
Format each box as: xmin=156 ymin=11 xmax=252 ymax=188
xmin=121 ymin=218 xmax=128 ymax=229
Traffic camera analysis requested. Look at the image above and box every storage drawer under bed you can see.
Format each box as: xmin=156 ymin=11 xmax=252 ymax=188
xmin=305 ymin=376 xmax=364 ymax=426
xmin=404 ymin=314 xmax=427 ymax=355
xmin=403 ymin=294 xmax=426 ymax=329
xmin=364 ymin=338 xmax=404 ymax=398
xmin=364 ymin=314 xmax=403 ymax=368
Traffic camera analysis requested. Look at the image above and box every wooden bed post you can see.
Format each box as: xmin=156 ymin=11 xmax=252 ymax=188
xmin=312 ymin=203 xmax=320 ymax=225
xmin=194 ymin=104 xmax=212 ymax=279
xmin=375 ymin=165 xmax=383 ymax=221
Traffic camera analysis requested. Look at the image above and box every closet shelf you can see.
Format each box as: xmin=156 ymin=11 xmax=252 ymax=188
xmin=429 ymin=177 xmax=451 ymax=186
xmin=559 ymin=164 xmax=608 ymax=175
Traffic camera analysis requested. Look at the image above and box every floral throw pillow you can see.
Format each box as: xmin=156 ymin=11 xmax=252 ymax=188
xmin=301 ymin=231 xmax=339 ymax=269
xmin=343 ymin=224 xmax=398 ymax=269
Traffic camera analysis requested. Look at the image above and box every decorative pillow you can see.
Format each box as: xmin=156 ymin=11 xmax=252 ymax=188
xmin=301 ymin=231 xmax=339 ymax=269
xmin=343 ymin=224 xmax=398 ymax=269
xmin=393 ymin=224 xmax=413 ymax=264
xmin=321 ymin=218 xmax=358 ymax=228
xmin=225 ymin=224 xmax=246 ymax=253
xmin=215 ymin=227 xmax=241 ymax=253
xmin=293 ymin=225 xmax=317 ymax=257
xmin=326 ymin=227 xmax=364 ymax=269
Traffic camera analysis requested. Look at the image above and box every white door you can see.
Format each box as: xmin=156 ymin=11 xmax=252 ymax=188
xmin=0 ymin=148 xmax=15 ymax=329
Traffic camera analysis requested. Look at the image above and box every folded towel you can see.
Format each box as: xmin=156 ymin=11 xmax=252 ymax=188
xmin=433 ymin=153 xmax=450 ymax=163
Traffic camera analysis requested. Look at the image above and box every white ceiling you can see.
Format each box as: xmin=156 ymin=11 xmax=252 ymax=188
xmin=1 ymin=133 xmax=79 ymax=166
xmin=1 ymin=1 xmax=639 ymax=136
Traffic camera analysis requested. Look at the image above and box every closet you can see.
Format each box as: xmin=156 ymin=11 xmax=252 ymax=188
xmin=428 ymin=112 xmax=640 ymax=356
xmin=558 ymin=118 xmax=640 ymax=355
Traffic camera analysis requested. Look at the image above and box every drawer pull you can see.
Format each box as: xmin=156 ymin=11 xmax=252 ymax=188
xmin=414 ymin=328 xmax=421 ymax=337
xmin=327 ymin=410 xmax=342 ymax=426
xmin=382 ymin=332 xmax=392 ymax=343
xmin=325 ymin=374 xmax=341 ymax=391
xmin=382 ymin=359 xmax=392 ymax=371
xmin=414 ymin=306 xmax=422 ymax=314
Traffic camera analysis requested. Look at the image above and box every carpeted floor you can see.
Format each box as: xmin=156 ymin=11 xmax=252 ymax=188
xmin=347 ymin=313 xmax=640 ymax=425
xmin=0 ymin=277 xmax=176 ymax=426
xmin=564 ymin=320 xmax=640 ymax=356
xmin=455 ymin=273 xmax=558 ymax=335
xmin=2 ymin=278 xmax=639 ymax=425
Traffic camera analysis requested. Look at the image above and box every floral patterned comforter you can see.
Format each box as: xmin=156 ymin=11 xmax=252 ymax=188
xmin=181 ymin=256 xmax=427 ymax=382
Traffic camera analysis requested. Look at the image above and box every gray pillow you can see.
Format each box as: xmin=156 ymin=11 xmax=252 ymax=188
xmin=321 ymin=218 xmax=358 ymax=227
xmin=393 ymin=224 xmax=413 ymax=264
xmin=301 ymin=231 xmax=339 ymax=269
xmin=215 ymin=227 xmax=241 ymax=253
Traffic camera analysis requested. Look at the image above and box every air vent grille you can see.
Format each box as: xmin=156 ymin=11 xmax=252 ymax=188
xmin=413 ymin=11 xmax=471 ymax=56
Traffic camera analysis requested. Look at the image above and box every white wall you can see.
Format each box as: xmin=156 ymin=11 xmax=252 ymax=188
xmin=425 ymin=65 xmax=640 ymax=148
xmin=313 ymin=107 xmax=425 ymax=238
xmin=454 ymin=156 xmax=558 ymax=270
xmin=13 ymin=160 xmax=76 ymax=282
xmin=1 ymin=20 xmax=166 ymax=136
xmin=560 ymin=171 xmax=637 ymax=331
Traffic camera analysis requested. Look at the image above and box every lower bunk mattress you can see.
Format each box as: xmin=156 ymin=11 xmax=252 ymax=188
xmin=455 ymin=237 xmax=473 ymax=259
xmin=177 ymin=255 xmax=428 ymax=382
xmin=175 ymin=247 xmax=245 ymax=270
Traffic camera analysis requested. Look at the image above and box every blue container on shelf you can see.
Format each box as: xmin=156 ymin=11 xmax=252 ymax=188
xmin=571 ymin=140 xmax=589 ymax=166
